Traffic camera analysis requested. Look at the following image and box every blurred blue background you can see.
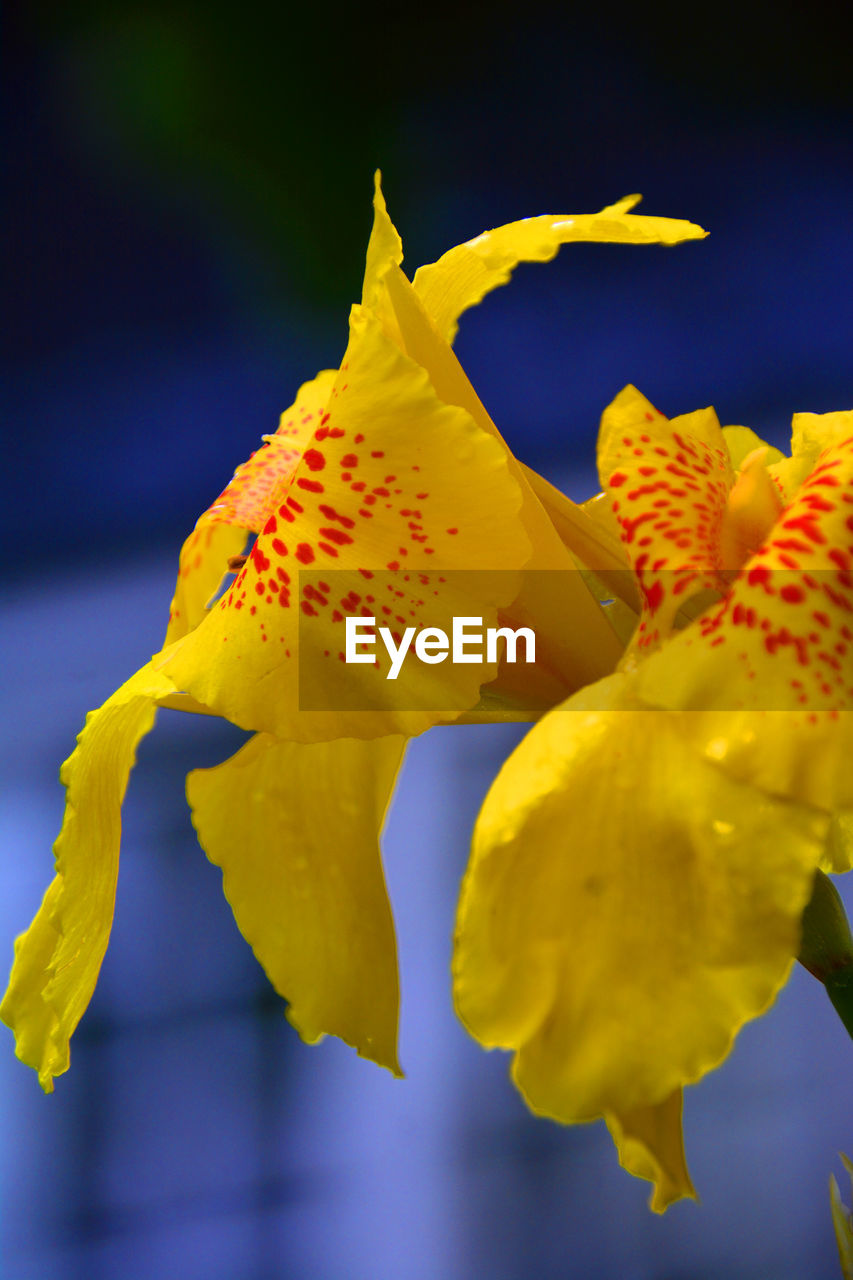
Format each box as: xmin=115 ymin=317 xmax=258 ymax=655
xmin=3 ymin=3 xmax=853 ymax=1276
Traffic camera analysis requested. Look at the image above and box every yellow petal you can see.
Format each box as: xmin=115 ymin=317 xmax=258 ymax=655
xmin=527 ymin=467 xmax=641 ymax=611
xmin=770 ymin=409 xmax=853 ymax=501
xmin=164 ymin=370 xmax=337 ymax=644
xmin=718 ymin=448 xmax=784 ymax=569
xmin=721 ymin=425 xmax=785 ymax=472
xmin=454 ymin=702 xmax=828 ymax=1131
xmin=380 ymin=255 xmax=625 ymax=692
xmin=159 ymin=303 xmax=534 ymax=741
xmin=186 ymin=731 xmax=406 ymax=1073
xmin=598 ymin=386 xmax=735 ymax=660
xmin=826 ymin=811 xmax=853 ymax=873
xmin=164 ymin=522 xmax=249 ymax=645
xmin=413 ymin=197 xmax=708 ymax=344
xmin=362 ymin=171 xmax=404 ymax=323
xmin=0 ymin=661 xmax=176 ymax=1090
xmin=606 ymin=1088 xmax=696 ymax=1212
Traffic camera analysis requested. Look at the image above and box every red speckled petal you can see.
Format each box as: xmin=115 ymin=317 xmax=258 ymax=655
xmin=159 ymin=304 xmax=531 ymax=740
xmin=640 ymin=433 xmax=853 ymax=713
xmin=205 ymin=438 xmax=303 ymax=528
xmin=187 ymin=732 xmax=406 ymax=1073
xmin=598 ymin=386 xmax=735 ymax=658
xmin=633 ymin=432 xmax=853 ymax=812
xmin=273 ymin=369 xmax=339 ymax=447
xmin=412 ymin=196 xmax=708 ymax=344
xmin=164 ymin=370 xmax=337 ymax=644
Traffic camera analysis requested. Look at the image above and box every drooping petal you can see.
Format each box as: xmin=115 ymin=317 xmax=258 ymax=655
xmin=454 ymin=696 xmax=828 ymax=1148
xmin=0 ymin=661 xmax=177 ymax=1090
xmin=164 ymin=370 xmax=337 ymax=643
xmin=598 ymin=386 xmax=735 ymax=659
xmin=605 ymin=1089 xmax=696 ymax=1212
xmin=412 ymin=197 xmax=708 ymax=345
xmin=186 ymin=732 xmax=406 ymax=1073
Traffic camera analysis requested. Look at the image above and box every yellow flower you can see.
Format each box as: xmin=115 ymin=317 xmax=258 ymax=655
xmin=1 ymin=180 xmax=706 ymax=1092
xmin=454 ymin=385 xmax=853 ymax=1211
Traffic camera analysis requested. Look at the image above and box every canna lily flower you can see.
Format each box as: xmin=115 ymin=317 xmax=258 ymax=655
xmin=454 ymin=385 xmax=853 ymax=1210
xmin=1 ymin=180 xmax=706 ymax=1092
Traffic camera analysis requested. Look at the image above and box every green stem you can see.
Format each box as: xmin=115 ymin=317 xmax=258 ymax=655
xmin=825 ymin=967 xmax=853 ymax=1043
xmin=798 ymin=870 xmax=853 ymax=1042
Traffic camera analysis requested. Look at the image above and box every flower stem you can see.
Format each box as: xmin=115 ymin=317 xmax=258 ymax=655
xmin=798 ymin=870 xmax=853 ymax=1042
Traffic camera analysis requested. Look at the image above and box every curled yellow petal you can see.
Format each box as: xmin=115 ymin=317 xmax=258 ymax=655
xmin=187 ymin=732 xmax=406 ymax=1073
xmin=413 ymin=197 xmax=708 ymax=345
xmin=1 ymin=661 xmax=177 ymax=1090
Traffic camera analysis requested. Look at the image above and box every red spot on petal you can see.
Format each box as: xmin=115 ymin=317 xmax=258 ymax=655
xmin=319 ymin=527 xmax=354 ymax=546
